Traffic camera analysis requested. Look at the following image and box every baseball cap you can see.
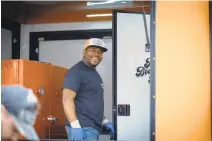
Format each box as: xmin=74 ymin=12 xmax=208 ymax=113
xmin=84 ymin=38 xmax=108 ymax=52
xmin=1 ymin=85 xmax=39 ymax=140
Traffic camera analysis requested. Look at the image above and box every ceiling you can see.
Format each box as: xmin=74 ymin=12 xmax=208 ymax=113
xmin=21 ymin=1 xmax=134 ymax=6
xmin=21 ymin=1 xmax=63 ymax=5
xmin=1 ymin=1 xmax=150 ymax=24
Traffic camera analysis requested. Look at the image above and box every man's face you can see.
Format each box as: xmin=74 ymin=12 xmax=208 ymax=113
xmin=84 ymin=47 xmax=104 ymax=67
xmin=1 ymin=105 xmax=18 ymax=141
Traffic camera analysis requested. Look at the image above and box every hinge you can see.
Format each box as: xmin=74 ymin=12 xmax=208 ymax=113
xmin=145 ymin=43 xmax=150 ymax=52
xmin=35 ymin=48 xmax=39 ymax=53
xmin=113 ymin=106 xmax=117 ymax=112
xmin=103 ymin=36 xmax=112 ymax=39
xmin=38 ymin=37 xmax=44 ymax=41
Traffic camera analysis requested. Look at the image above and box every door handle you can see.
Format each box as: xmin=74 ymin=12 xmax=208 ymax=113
xmin=47 ymin=116 xmax=59 ymax=124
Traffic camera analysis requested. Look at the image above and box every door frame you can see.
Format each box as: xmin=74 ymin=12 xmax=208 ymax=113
xmin=150 ymin=2 xmax=156 ymax=141
xmin=29 ymin=29 xmax=112 ymax=61
xmin=1 ymin=16 xmax=21 ymax=59
xmin=112 ymin=1 xmax=156 ymax=141
xmin=209 ymin=1 xmax=212 ymax=138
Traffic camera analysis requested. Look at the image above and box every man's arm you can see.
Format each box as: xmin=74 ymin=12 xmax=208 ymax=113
xmin=62 ymin=70 xmax=81 ymax=128
xmin=62 ymin=88 xmax=79 ymax=125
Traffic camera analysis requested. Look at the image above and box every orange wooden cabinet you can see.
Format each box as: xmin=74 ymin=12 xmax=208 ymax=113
xmin=1 ymin=59 xmax=68 ymax=139
xmin=48 ymin=65 xmax=68 ymax=139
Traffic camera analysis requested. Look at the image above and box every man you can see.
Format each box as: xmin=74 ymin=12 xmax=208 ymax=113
xmin=1 ymin=85 xmax=40 ymax=141
xmin=62 ymin=38 xmax=114 ymax=140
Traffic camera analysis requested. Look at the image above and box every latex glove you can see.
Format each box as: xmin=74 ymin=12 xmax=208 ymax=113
xmin=70 ymin=120 xmax=84 ymax=140
xmin=70 ymin=128 xmax=84 ymax=140
xmin=103 ymin=119 xmax=115 ymax=139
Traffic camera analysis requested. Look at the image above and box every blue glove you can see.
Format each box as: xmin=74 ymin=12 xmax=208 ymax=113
xmin=103 ymin=122 xmax=115 ymax=139
xmin=70 ymin=128 xmax=84 ymax=140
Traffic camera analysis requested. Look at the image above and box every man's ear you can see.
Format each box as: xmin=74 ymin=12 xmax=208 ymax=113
xmin=83 ymin=50 xmax=86 ymax=57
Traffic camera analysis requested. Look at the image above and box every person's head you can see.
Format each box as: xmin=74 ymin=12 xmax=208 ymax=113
xmin=83 ymin=38 xmax=108 ymax=67
xmin=1 ymin=85 xmax=40 ymax=141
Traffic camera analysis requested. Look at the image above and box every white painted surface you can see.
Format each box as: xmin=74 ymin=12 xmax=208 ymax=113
xmin=1 ymin=28 xmax=12 ymax=60
xmin=20 ymin=21 xmax=112 ymax=59
xmin=116 ymin=12 xmax=150 ymax=140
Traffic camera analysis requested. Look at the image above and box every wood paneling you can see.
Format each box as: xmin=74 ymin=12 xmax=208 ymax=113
xmin=2 ymin=1 xmax=150 ymax=24
xmin=26 ymin=7 xmax=150 ymax=24
xmin=1 ymin=59 xmax=69 ymax=139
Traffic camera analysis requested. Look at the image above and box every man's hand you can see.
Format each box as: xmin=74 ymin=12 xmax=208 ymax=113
xmin=62 ymin=89 xmax=84 ymax=140
xmin=70 ymin=128 xmax=84 ymax=140
xmin=66 ymin=120 xmax=84 ymax=140
xmin=102 ymin=118 xmax=115 ymax=139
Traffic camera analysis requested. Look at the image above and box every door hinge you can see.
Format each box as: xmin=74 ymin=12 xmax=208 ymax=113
xmin=113 ymin=106 xmax=117 ymax=112
xmin=38 ymin=37 xmax=44 ymax=41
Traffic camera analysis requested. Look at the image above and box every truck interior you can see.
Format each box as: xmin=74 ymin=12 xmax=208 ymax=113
xmin=1 ymin=1 xmax=212 ymax=141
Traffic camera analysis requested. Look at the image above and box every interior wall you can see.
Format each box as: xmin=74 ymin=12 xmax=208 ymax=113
xmin=155 ymin=1 xmax=210 ymax=141
xmin=20 ymin=21 xmax=112 ymax=59
xmin=2 ymin=16 xmax=21 ymax=59
xmin=1 ymin=28 xmax=12 ymax=60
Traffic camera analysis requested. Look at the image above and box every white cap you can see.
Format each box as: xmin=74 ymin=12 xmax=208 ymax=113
xmin=84 ymin=38 xmax=108 ymax=52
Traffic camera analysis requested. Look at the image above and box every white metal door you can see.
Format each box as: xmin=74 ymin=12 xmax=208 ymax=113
xmin=113 ymin=11 xmax=151 ymax=140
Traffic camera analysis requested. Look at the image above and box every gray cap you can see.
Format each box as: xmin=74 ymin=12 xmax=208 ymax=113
xmin=1 ymin=85 xmax=39 ymax=140
xmin=84 ymin=38 xmax=108 ymax=52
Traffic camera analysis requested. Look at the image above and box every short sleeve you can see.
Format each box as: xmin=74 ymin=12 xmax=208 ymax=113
xmin=62 ymin=69 xmax=81 ymax=93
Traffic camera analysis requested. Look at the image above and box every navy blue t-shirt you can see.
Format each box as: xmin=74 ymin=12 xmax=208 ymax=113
xmin=62 ymin=61 xmax=104 ymax=132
